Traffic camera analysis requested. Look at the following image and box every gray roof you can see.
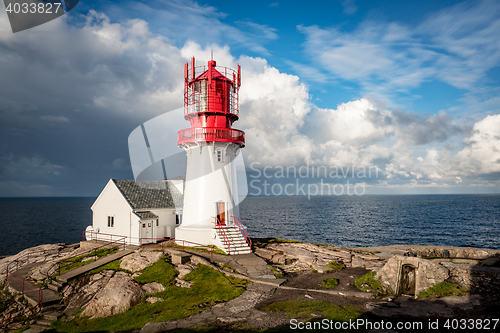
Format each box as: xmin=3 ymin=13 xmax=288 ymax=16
xmin=112 ymin=179 xmax=183 ymax=210
xmin=134 ymin=211 xmax=158 ymax=220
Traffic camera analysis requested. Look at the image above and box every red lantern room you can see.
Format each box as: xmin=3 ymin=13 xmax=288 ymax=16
xmin=177 ymin=57 xmax=245 ymax=147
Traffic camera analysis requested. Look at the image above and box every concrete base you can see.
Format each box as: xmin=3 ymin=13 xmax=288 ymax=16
xmin=175 ymin=226 xmax=216 ymax=247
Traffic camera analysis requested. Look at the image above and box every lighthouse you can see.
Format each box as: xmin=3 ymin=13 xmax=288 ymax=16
xmin=175 ymin=56 xmax=251 ymax=255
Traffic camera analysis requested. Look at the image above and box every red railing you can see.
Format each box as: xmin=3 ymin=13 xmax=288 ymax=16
xmin=177 ymin=127 xmax=245 ymax=146
xmin=139 ymin=238 xmax=216 ymax=262
xmin=213 ymin=217 xmax=231 ymax=255
xmin=3 ymin=254 xmax=43 ymax=330
xmin=231 ymin=216 xmax=252 ymax=249
xmin=45 ymin=231 xmax=126 ymax=279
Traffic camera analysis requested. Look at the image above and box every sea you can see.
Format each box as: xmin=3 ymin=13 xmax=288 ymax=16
xmin=0 ymin=194 xmax=499 ymax=256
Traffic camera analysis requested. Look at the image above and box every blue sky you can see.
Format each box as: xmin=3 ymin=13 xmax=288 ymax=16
xmin=0 ymin=0 xmax=499 ymax=196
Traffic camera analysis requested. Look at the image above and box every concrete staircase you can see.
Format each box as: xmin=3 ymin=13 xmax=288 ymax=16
xmin=216 ymin=226 xmax=252 ymax=255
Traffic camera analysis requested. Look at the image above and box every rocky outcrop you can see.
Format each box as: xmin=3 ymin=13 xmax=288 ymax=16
xmin=0 ymin=243 xmax=80 ymax=284
xmin=175 ymin=263 xmax=195 ymax=288
xmin=120 ymin=251 xmax=164 ymax=273
xmin=142 ymin=282 xmax=165 ymax=294
xmin=255 ymin=242 xmax=384 ymax=272
xmin=81 ymin=272 xmax=145 ymax=318
xmin=63 ymin=270 xmax=115 ymax=315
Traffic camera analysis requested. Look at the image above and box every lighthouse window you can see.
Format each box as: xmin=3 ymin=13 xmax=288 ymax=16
xmin=216 ymin=148 xmax=223 ymax=162
xmin=107 ymin=216 xmax=114 ymax=228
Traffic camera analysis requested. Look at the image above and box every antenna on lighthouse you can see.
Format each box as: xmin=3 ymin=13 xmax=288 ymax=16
xmin=211 ymin=49 xmax=213 ymax=61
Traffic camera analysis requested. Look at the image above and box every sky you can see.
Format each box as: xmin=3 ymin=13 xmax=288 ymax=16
xmin=0 ymin=0 xmax=499 ymax=197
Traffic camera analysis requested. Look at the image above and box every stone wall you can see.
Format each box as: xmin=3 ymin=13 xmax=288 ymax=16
xmin=376 ymin=256 xmax=449 ymax=296
xmin=441 ymin=261 xmax=500 ymax=292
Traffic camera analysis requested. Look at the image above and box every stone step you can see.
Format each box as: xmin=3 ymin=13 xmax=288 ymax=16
xmin=42 ymin=303 xmax=65 ymax=312
xmin=51 ymin=279 xmax=64 ymax=288
xmin=35 ymin=318 xmax=53 ymax=326
xmin=29 ymin=323 xmax=49 ymax=330
xmin=43 ymin=310 xmax=63 ymax=321
xmin=47 ymin=283 xmax=61 ymax=292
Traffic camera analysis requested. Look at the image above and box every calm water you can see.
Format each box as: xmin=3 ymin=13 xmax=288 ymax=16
xmin=0 ymin=195 xmax=499 ymax=255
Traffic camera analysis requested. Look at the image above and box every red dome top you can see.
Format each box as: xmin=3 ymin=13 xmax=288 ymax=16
xmin=178 ymin=57 xmax=244 ymax=147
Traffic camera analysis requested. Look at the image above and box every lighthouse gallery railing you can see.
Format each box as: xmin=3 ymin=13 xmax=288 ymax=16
xmin=177 ymin=127 xmax=245 ymax=146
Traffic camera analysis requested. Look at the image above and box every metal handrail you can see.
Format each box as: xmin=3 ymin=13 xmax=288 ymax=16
xmin=213 ymin=217 xmax=231 ymax=255
xmin=231 ymin=216 xmax=252 ymax=249
xmin=177 ymin=127 xmax=245 ymax=146
xmin=4 ymin=257 xmax=43 ymax=330
xmin=45 ymin=231 xmax=126 ymax=279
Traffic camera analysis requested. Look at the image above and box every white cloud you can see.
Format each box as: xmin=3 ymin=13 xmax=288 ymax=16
xmin=454 ymin=114 xmax=500 ymax=175
xmin=0 ymin=5 xmax=498 ymax=196
xmin=298 ymin=0 xmax=500 ymax=101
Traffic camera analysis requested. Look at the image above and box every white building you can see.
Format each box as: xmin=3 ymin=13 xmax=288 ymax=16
xmin=87 ymin=178 xmax=184 ymax=245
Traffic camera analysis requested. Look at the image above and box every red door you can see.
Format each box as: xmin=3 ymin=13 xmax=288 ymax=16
xmin=217 ymin=202 xmax=226 ymax=226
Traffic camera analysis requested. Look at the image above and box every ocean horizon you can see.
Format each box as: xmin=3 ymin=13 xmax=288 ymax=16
xmin=1 ymin=194 xmax=499 ymax=256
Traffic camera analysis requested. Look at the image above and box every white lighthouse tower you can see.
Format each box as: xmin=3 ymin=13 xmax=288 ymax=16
xmin=175 ymin=57 xmax=251 ymax=255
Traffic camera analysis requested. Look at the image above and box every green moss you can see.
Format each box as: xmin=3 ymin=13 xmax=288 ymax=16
xmin=321 ymin=278 xmax=339 ymax=289
xmin=262 ymin=299 xmax=361 ymax=322
xmin=165 ymin=244 xmax=226 ymax=256
xmin=326 ymin=261 xmax=345 ymax=271
xmin=85 ymin=259 xmax=131 ymax=275
xmin=347 ymin=249 xmax=381 ymax=255
xmin=47 ymin=264 xmax=248 ymax=333
xmin=311 ymin=268 xmax=318 ymax=274
xmin=253 ymin=238 xmax=303 ymax=248
xmin=134 ymin=258 xmax=178 ymax=286
xmin=56 ymin=247 xmax=119 ymax=275
xmin=220 ymin=264 xmax=237 ymax=273
xmin=269 ymin=265 xmax=284 ymax=278
xmin=355 ymin=271 xmax=391 ymax=297
xmin=418 ymin=282 xmax=469 ymax=299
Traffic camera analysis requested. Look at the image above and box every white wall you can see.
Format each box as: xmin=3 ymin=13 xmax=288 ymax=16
xmin=149 ymin=208 xmax=177 ymax=239
xmin=91 ymin=180 xmax=136 ymax=244
xmin=180 ymin=142 xmax=240 ymax=230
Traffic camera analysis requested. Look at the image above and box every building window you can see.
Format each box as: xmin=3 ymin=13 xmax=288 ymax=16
xmin=156 ymin=220 xmax=159 ymax=227
xmin=176 ymin=214 xmax=180 ymax=225
xmin=107 ymin=216 xmax=114 ymax=228
xmin=216 ymin=148 xmax=223 ymax=162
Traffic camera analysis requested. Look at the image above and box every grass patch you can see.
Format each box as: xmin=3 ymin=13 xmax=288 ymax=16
xmin=253 ymin=238 xmax=303 ymax=248
xmin=134 ymin=258 xmax=178 ymax=286
xmin=269 ymin=265 xmax=284 ymax=278
xmin=326 ymin=260 xmax=345 ymax=271
xmin=57 ymin=247 xmax=119 ymax=275
xmin=355 ymin=271 xmax=391 ymax=297
xmin=321 ymin=278 xmax=339 ymax=289
xmin=47 ymin=264 xmax=248 ymax=333
xmin=85 ymin=259 xmax=131 ymax=275
xmin=164 ymin=244 xmax=226 ymax=256
xmin=418 ymin=282 xmax=469 ymax=299
xmin=262 ymin=299 xmax=361 ymax=322
xmin=311 ymin=268 xmax=318 ymax=274
xmin=220 ymin=264 xmax=237 ymax=273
